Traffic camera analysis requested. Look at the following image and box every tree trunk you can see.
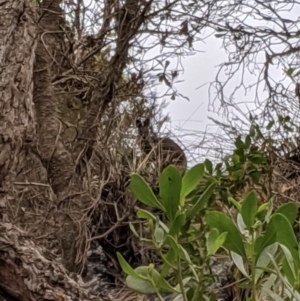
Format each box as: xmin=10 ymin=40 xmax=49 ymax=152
xmin=0 ymin=0 xmax=90 ymax=297
xmin=0 ymin=219 xmax=105 ymax=301
xmin=33 ymin=0 xmax=93 ymax=273
xmin=0 ymin=0 xmax=37 ymax=193
xmin=0 ymin=0 xmax=84 ymax=298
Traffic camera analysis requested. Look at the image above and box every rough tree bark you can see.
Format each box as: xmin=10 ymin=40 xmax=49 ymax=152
xmin=0 ymin=0 xmax=155 ymax=298
xmin=33 ymin=0 xmax=92 ymax=273
xmin=0 ymin=0 xmax=36 ymax=193
xmin=0 ymin=220 xmax=105 ymax=301
xmin=0 ymin=1 xmax=101 ymax=299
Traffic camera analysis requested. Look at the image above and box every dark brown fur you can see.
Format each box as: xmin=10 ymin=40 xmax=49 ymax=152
xmin=136 ymin=118 xmax=187 ymax=173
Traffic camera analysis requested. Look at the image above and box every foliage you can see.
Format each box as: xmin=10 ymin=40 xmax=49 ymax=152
xmin=118 ymin=134 xmax=300 ymax=301
xmin=118 ymin=164 xmax=217 ymax=301
xmin=207 ymin=193 xmax=300 ymax=301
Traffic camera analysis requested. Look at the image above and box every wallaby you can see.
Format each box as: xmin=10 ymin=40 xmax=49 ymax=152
xmin=136 ymin=118 xmax=187 ymax=174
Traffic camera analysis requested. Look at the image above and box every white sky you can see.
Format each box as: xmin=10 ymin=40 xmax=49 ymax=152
xmin=77 ymin=0 xmax=300 ymax=165
xmin=152 ymin=5 xmax=300 ymax=165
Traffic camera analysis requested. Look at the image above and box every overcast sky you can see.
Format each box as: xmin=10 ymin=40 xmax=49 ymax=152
xmin=78 ymin=1 xmax=300 ymax=165
xmin=152 ymin=5 xmax=300 ymax=165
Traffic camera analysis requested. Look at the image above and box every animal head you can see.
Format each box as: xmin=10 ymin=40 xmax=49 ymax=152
xmin=136 ymin=118 xmax=152 ymax=139
xmin=135 ymin=118 xmax=187 ymax=173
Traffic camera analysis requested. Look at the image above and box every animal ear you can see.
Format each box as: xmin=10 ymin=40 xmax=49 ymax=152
xmin=136 ymin=119 xmax=142 ymax=127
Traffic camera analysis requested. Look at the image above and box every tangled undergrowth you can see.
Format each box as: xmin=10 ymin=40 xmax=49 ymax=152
xmin=6 ymin=95 xmax=300 ymax=301
xmin=114 ymin=124 xmax=300 ymax=301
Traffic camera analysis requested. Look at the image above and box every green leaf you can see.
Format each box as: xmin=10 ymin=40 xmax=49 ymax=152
xmin=241 ymin=191 xmax=257 ymax=229
xmin=186 ymin=182 xmax=217 ymax=220
xmin=159 ymin=165 xmax=182 ymax=221
xmin=229 ymin=197 xmax=242 ymax=212
xmin=286 ymin=67 xmax=295 ymax=76
xmin=205 ymin=159 xmax=213 ymax=175
xmin=126 ymin=266 xmax=178 ymax=294
xmin=249 ymin=124 xmax=255 ymax=137
xmin=154 ymin=227 xmax=165 ymax=247
xmin=279 ymin=244 xmax=296 ymax=280
xmin=257 ymin=202 xmax=269 ymax=214
xmin=181 ymin=163 xmax=205 ymax=198
xmin=130 ymin=174 xmax=164 ymax=210
xmin=245 ymin=135 xmax=251 ymax=149
xmin=255 ymin=243 xmax=278 ymax=283
xmin=169 ymin=213 xmax=186 ymax=236
xmin=137 ymin=208 xmax=156 ymax=220
xmin=255 ymin=219 xmax=276 ymax=256
xmin=117 ymin=252 xmax=145 ymax=279
xmin=266 ymin=121 xmax=274 ymax=130
xmin=278 ymin=115 xmax=284 ymax=124
xmin=126 ymin=276 xmax=156 ymax=294
xmin=235 ymin=136 xmax=245 ymax=149
xmin=206 ymin=228 xmax=219 ymax=253
xmin=206 ymin=211 xmax=246 ymax=258
xmin=166 ymin=237 xmax=198 ymax=280
xmin=137 ymin=209 xmax=170 ymax=233
xmin=207 ymin=229 xmax=227 ymax=256
xmin=270 ymin=213 xmax=299 ymax=263
xmin=262 ymin=288 xmax=286 ymax=301
xmin=129 ymin=222 xmax=139 ymax=238
xmin=232 ymin=169 xmax=243 ymax=180
xmin=274 ymin=203 xmax=298 ymax=226
xmin=231 ymin=251 xmax=248 ymax=277
xmin=161 ymin=248 xmax=177 ymax=277
xmin=282 ymin=257 xmax=296 ymax=287
xmin=236 ymin=213 xmax=247 ymax=233
xmin=232 ymin=153 xmax=240 ymax=165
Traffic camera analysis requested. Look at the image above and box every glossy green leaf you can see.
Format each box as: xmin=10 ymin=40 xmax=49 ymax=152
xmin=130 ymin=174 xmax=164 ymax=210
xmin=181 ymin=163 xmax=205 ymax=198
xmin=206 ymin=211 xmax=246 ymax=258
xmin=186 ymin=182 xmax=217 ymax=220
xmin=241 ymin=191 xmax=257 ymax=229
xmin=159 ymin=165 xmax=181 ymax=221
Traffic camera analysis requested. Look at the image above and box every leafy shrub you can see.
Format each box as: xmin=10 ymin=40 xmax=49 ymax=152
xmin=118 ymin=164 xmax=217 ymax=301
